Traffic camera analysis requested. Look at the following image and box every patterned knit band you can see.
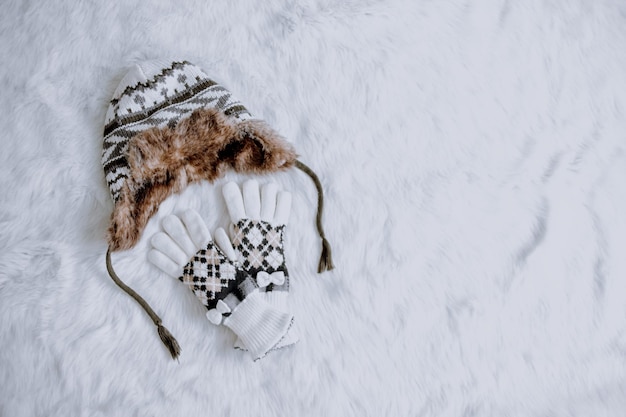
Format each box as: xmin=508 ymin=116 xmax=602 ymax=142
xmin=102 ymin=61 xmax=254 ymax=203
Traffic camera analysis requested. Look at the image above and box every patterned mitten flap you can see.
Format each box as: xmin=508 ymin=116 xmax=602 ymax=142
xmin=180 ymin=240 xmax=240 ymax=311
xmin=232 ymin=219 xmax=286 ymax=274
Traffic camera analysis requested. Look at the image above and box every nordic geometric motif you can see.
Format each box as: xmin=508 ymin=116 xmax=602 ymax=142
xmin=102 ymin=61 xmax=255 ymax=202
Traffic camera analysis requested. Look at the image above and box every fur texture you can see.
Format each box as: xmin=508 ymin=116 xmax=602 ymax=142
xmin=2 ymin=1 xmax=626 ymax=416
xmin=108 ymin=108 xmax=297 ymax=251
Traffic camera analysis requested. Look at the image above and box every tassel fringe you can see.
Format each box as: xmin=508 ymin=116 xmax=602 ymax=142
xmin=318 ymin=237 xmax=335 ymax=273
xmin=157 ymin=322 xmax=181 ymax=360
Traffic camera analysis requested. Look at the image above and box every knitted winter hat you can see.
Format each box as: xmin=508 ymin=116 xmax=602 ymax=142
xmin=102 ymin=60 xmax=333 ymax=359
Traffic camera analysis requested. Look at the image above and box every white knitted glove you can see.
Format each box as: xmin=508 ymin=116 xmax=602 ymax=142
xmin=147 ymin=209 xmax=293 ymax=360
xmin=223 ymin=180 xmax=299 ymax=352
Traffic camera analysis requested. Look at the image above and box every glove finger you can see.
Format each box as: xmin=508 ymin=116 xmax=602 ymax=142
xmin=180 ymin=209 xmax=212 ymax=249
xmin=223 ymin=182 xmax=246 ymax=223
xmin=214 ymin=227 xmax=238 ymax=262
xmin=260 ymin=182 xmax=278 ymax=222
xmin=273 ymin=190 xmax=292 ymax=226
xmin=150 ymin=232 xmax=189 ymax=267
xmin=242 ymin=179 xmax=261 ymax=220
xmin=147 ymin=249 xmax=181 ymax=277
xmin=162 ymin=214 xmax=197 ymax=258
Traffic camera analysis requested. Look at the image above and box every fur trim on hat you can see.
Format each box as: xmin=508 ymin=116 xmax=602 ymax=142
xmin=107 ymin=107 xmax=297 ymax=251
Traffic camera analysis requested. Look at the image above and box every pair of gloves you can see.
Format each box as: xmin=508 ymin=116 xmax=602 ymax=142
xmin=148 ymin=180 xmax=298 ymax=360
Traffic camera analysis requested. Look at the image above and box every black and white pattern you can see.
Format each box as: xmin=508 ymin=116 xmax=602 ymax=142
xmin=179 ymin=242 xmax=239 ymax=310
xmin=231 ymin=219 xmax=288 ymax=289
xmin=102 ymin=61 xmax=254 ymax=202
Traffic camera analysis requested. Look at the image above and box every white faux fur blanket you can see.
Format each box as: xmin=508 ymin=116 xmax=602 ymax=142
xmin=2 ymin=1 xmax=626 ymax=415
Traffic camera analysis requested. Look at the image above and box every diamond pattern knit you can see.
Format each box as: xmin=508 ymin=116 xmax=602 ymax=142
xmin=231 ymin=219 xmax=289 ymax=290
xmin=180 ymin=241 xmax=239 ymax=310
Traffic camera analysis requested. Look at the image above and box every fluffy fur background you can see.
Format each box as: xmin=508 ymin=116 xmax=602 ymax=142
xmin=2 ymin=0 xmax=626 ymax=416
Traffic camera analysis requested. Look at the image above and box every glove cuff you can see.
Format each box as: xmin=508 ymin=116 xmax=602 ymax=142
xmin=262 ymin=289 xmax=289 ymax=311
xmin=223 ymin=293 xmax=293 ymax=360
xmin=233 ymin=290 xmax=299 ymax=352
